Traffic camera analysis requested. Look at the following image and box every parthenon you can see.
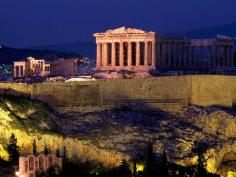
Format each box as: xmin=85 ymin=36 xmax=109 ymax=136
xmin=93 ymin=27 xmax=156 ymax=72
xmin=94 ymin=27 xmax=235 ymax=73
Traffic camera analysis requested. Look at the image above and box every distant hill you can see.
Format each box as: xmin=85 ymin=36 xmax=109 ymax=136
xmin=0 ymin=45 xmax=81 ymax=64
xmin=184 ymin=22 xmax=236 ymax=39
xmin=30 ymin=41 xmax=96 ymax=60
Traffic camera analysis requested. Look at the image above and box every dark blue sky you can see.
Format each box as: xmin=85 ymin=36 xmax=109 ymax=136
xmin=0 ymin=0 xmax=236 ymax=47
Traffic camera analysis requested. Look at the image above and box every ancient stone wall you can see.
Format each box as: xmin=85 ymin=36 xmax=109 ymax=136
xmin=189 ymin=76 xmax=235 ymax=107
xmin=0 ymin=76 xmax=235 ymax=109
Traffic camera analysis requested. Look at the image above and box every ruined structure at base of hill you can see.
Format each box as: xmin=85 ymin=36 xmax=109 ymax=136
xmin=0 ymin=75 xmax=236 ymax=111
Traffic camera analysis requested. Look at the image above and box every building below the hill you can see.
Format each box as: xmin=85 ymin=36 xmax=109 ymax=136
xmin=16 ymin=154 xmax=62 ymax=177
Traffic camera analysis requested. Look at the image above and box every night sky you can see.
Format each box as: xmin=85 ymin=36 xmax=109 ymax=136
xmin=0 ymin=0 xmax=236 ymax=47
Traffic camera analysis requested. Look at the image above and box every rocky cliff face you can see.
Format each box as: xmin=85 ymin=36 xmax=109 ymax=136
xmin=0 ymin=96 xmax=236 ymax=176
xmin=55 ymin=105 xmax=236 ymax=175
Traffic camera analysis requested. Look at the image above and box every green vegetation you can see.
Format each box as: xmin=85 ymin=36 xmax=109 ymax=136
xmin=0 ymin=95 xmax=58 ymax=133
xmin=33 ymin=142 xmax=220 ymax=177
xmin=0 ymin=95 xmax=233 ymax=176
xmin=6 ymin=133 xmax=19 ymax=165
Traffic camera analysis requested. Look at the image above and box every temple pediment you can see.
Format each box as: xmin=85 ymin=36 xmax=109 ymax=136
xmin=106 ymin=27 xmax=147 ymax=34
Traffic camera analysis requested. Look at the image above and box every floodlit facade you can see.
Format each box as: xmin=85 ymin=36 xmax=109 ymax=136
xmin=13 ymin=57 xmax=50 ymax=78
xmin=94 ymin=27 xmax=235 ymax=73
xmin=16 ymin=154 xmax=62 ymax=177
xmin=94 ymin=27 xmax=156 ymax=72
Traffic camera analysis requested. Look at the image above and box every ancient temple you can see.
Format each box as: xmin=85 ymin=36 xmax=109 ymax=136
xmin=93 ymin=27 xmax=156 ymax=72
xmin=94 ymin=27 xmax=235 ymax=73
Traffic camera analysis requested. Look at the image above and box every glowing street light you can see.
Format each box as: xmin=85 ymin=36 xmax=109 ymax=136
xmin=15 ymin=171 xmax=24 ymax=177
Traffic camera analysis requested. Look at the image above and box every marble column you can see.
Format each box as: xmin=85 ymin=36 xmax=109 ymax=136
xmin=184 ymin=44 xmax=187 ymax=68
xmin=174 ymin=43 xmax=178 ymax=67
xmin=180 ymin=43 xmax=183 ymax=67
xmin=168 ymin=42 xmax=171 ymax=66
xmin=152 ymin=41 xmax=156 ymax=68
xmin=213 ymin=46 xmax=217 ymax=68
xmin=128 ymin=42 xmax=132 ymax=67
xmin=231 ymin=46 xmax=234 ymax=67
xmin=156 ymin=42 xmax=160 ymax=67
xmin=222 ymin=45 xmax=226 ymax=67
xmin=144 ymin=41 xmax=148 ymax=66
xmin=188 ymin=45 xmax=192 ymax=67
xmin=96 ymin=43 xmax=101 ymax=68
xmin=224 ymin=45 xmax=228 ymax=67
xmin=111 ymin=42 xmax=116 ymax=66
xmin=217 ymin=45 xmax=221 ymax=67
xmin=136 ymin=42 xmax=140 ymax=66
xmin=120 ymin=42 xmax=124 ymax=67
xmin=103 ymin=43 xmax=108 ymax=66
xmin=226 ymin=45 xmax=231 ymax=67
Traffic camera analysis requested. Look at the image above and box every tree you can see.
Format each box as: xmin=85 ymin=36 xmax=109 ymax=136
xmin=193 ymin=141 xmax=220 ymax=177
xmin=143 ymin=142 xmax=157 ymax=177
xmin=7 ymin=133 xmax=19 ymax=164
xmin=132 ymin=159 xmax=137 ymax=177
xmin=43 ymin=144 xmax=49 ymax=156
xmin=62 ymin=146 xmax=68 ymax=162
xmin=117 ymin=159 xmax=132 ymax=177
xmin=159 ymin=149 xmax=169 ymax=177
xmin=56 ymin=148 xmax=60 ymax=158
xmin=32 ymin=139 xmax=37 ymax=155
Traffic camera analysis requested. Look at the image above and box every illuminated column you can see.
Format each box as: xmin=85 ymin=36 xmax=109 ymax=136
xmin=111 ymin=42 xmax=116 ymax=66
xmin=152 ymin=41 xmax=156 ymax=68
xmin=144 ymin=41 xmax=148 ymax=66
xmin=120 ymin=42 xmax=124 ymax=67
xmin=136 ymin=42 xmax=140 ymax=66
xmin=128 ymin=41 xmax=132 ymax=67
xmin=96 ymin=43 xmax=101 ymax=68
xmin=103 ymin=43 xmax=108 ymax=66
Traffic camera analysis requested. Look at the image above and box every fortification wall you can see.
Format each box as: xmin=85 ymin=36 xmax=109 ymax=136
xmin=190 ymin=76 xmax=235 ymax=107
xmin=0 ymin=75 xmax=234 ymax=109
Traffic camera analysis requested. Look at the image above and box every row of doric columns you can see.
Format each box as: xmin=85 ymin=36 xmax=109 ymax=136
xmin=192 ymin=44 xmax=234 ymax=68
xmin=157 ymin=40 xmax=234 ymax=70
xmin=96 ymin=41 xmax=156 ymax=69
xmin=157 ymin=41 xmax=192 ymax=68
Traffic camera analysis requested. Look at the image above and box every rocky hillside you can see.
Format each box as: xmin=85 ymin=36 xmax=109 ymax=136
xmin=55 ymin=106 xmax=236 ymax=175
xmin=0 ymin=96 xmax=123 ymax=166
xmin=0 ymin=96 xmax=236 ymax=176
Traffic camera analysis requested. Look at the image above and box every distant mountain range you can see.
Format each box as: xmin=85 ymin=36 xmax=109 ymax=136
xmin=26 ymin=23 xmax=236 ymax=59
xmin=184 ymin=22 xmax=236 ymax=39
xmin=0 ymin=45 xmax=81 ymax=64
xmin=30 ymin=41 xmax=96 ymax=60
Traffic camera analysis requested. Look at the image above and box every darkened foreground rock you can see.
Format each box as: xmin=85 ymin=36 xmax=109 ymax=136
xmin=0 ymin=96 xmax=236 ymax=176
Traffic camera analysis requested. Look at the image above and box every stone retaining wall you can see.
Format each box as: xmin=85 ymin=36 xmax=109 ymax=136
xmin=0 ymin=75 xmax=235 ymax=111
